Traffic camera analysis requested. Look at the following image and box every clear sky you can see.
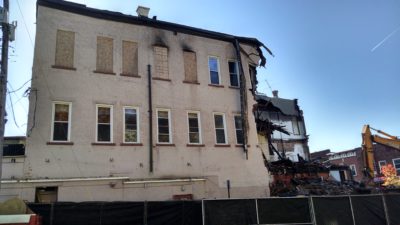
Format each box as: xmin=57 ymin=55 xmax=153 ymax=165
xmin=4 ymin=0 xmax=400 ymax=152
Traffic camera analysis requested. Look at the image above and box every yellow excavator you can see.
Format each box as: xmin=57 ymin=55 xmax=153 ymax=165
xmin=361 ymin=125 xmax=400 ymax=178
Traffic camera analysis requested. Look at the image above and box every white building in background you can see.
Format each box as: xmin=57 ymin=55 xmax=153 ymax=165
xmin=0 ymin=0 xmax=273 ymax=202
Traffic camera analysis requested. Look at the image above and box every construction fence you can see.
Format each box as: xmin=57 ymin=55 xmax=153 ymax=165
xmin=28 ymin=194 xmax=400 ymax=225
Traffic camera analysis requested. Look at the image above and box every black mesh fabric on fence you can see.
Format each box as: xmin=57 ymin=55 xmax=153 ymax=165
xmin=52 ymin=202 xmax=102 ymax=225
xmin=312 ymin=197 xmax=354 ymax=225
xmin=101 ymin=202 xmax=144 ymax=225
xmin=351 ymin=195 xmax=387 ymax=225
xmin=204 ymin=199 xmax=257 ymax=225
xmin=147 ymin=201 xmax=202 ymax=225
xmin=257 ymin=197 xmax=312 ymax=224
xmin=27 ymin=203 xmax=52 ymax=225
xmin=384 ymin=194 xmax=400 ymax=225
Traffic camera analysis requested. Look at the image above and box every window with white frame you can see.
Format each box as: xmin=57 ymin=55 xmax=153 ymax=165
xmin=214 ymin=113 xmax=227 ymax=144
xmin=123 ymin=107 xmax=139 ymax=143
xmin=393 ymin=158 xmax=400 ymax=174
xmin=234 ymin=115 xmax=243 ymax=144
xmin=157 ymin=109 xmax=171 ymax=143
xmin=51 ymin=102 xmax=72 ymax=141
xmin=208 ymin=56 xmax=220 ymax=85
xmin=349 ymin=164 xmax=357 ymax=176
xmin=96 ymin=105 xmax=113 ymax=142
xmin=187 ymin=112 xmax=201 ymax=144
xmin=378 ymin=160 xmax=387 ymax=173
xmin=228 ymin=61 xmax=239 ymax=87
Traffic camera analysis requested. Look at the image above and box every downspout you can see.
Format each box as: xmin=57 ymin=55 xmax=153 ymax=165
xmin=233 ymin=39 xmax=248 ymax=160
xmin=147 ymin=65 xmax=153 ymax=173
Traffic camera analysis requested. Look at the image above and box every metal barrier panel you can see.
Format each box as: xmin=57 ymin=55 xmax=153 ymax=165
xmin=383 ymin=194 xmax=400 ymax=225
xmin=312 ymin=196 xmax=354 ymax=225
xmin=257 ymin=198 xmax=312 ymax=224
xmin=350 ymin=195 xmax=387 ymax=225
xmin=203 ymin=199 xmax=257 ymax=225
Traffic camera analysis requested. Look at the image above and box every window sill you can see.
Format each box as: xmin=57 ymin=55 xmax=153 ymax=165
xmin=187 ymin=144 xmax=205 ymax=147
xmin=229 ymin=86 xmax=240 ymax=89
xmin=91 ymin=142 xmax=116 ymax=146
xmin=183 ymin=81 xmax=200 ymax=85
xmin=47 ymin=141 xmax=74 ymax=145
xmin=155 ymin=143 xmax=175 ymax=147
xmin=120 ymin=143 xmax=143 ymax=146
xmin=152 ymin=77 xmax=171 ymax=82
xmin=235 ymin=144 xmax=250 ymax=147
xmin=120 ymin=73 xmax=141 ymax=78
xmin=51 ymin=65 xmax=76 ymax=71
xmin=208 ymin=84 xmax=224 ymax=88
xmin=93 ymin=70 xmax=116 ymax=75
xmin=214 ymin=144 xmax=231 ymax=147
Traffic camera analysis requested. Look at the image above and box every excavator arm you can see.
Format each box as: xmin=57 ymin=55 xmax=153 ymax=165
xmin=361 ymin=125 xmax=400 ymax=178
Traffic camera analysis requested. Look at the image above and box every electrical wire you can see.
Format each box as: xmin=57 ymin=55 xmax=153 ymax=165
xmin=7 ymin=79 xmax=31 ymax=94
xmin=16 ymin=0 xmax=34 ymax=47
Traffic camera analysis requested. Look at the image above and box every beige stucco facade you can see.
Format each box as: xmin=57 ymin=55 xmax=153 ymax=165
xmin=1 ymin=3 xmax=270 ymax=202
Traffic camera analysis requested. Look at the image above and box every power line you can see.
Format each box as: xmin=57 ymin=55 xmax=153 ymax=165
xmin=7 ymin=78 xmax=31 ymax=93
xmin=16 ymin=0 xmax=34 ymax=47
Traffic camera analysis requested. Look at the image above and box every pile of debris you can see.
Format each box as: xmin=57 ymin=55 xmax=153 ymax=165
xmin=267 ymin=159 xmax=366 ymax=196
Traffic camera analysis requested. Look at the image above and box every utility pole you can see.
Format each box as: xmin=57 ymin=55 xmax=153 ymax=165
xmin=0 ymin=0 xmax=10 ymax=188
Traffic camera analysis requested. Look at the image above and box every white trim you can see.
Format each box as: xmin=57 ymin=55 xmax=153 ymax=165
xmin=1 ymin=176 xmax=130 ymax=184
xmin=349 ymin=164 xmax=357 ymax=176
xmin=156 ymin=108 xmax=172 ymax=144
xmin=95 ymin=104 xmax=113 ymax=143
xmin=378 ymin=160 xmax=387 ymax=173
xmin=122 ymin=106 xmax=140 ymax=143
xmin=208 ymin=56 xmax=221 ymax=85
xmin=124 ymin=178 xmax=206 ymax=184
xmin=392 ymin=158 xmax=400 ymax=172
xmin=187 ymin=111 xmax=202 ymax=144
xmin=50 ymin=101 xmax=72 ymax=142
xmin=228 ymin=60 xmax=239 ymax=87
xmin=213 ymin=112 xmax=227 ymax=144
xmin=233 ymin=114 xmax=243 ymax=145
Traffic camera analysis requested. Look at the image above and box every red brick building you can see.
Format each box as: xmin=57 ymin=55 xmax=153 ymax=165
xmin=326 ymin=144 xmax=400 ymax=182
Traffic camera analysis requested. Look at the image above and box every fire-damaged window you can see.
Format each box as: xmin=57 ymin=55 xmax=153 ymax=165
xmin=153 ymin=46 xmax=169 ymax=80
xmin=292 ymin=117 xmax=300 ymax=135
xmin=123 ymin=107 xmax=139 ymax=143
xmin=35 ymin=187 xmax=58 ymax=203
xmin=121 ymin=40 xmax=138 ymax=76
xmin=349 ymin=164 xmax=357 ymax=176
xmin=187 ymin=112 xmax=201 ymax=144
xmin=183 ymin=51 xmax=198 ymax=83
xmin=208 ymin=56 xmax=220 ymax=85
xmin=157 ymin=109 xmax=171 ymax=143
xmin=234 ymin=115 xmax=244 ymax=144
xmin=51 ymin=102 xmax=71 ymax=142
xmin=213 ymin=113 xmax=227 ymax=144
xmin=96 ymin=105 xmax=113 ymax=143
xmin=228 ymin=61 xmax=239 ymax=87
xmin=54 ymin=30 xmax=75 ymax=69
xmin=95 ymin=36 xmax=114 ymax=74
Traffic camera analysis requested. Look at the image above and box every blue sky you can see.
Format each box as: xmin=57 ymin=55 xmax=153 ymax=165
xmin=5 ymin=0 xmax=400 ymax=152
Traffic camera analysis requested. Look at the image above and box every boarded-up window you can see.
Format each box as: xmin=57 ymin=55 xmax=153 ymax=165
xmin=122 ymin=41 xmax=138 ymax=76
xmin=153 ymin=46 xmax=169 ymax=79
xmin=183 ymin=51 xmax=197 ymax=82
xmin=96 ymin=36 xmax=114 ymax=73
xmin=55 ymin=30 xmax=75 ymax=69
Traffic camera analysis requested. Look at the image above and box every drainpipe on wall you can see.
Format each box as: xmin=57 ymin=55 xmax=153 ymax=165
xmin=233 ymin=39 xmax=248 ymax=160
xmin=148 ymin=64 xmax=153 ymax=173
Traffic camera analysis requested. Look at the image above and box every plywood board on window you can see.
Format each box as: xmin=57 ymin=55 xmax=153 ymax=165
xmin=153 ymin=46 xmax=169 ymax=79
xmin=55 ymin=30 xmax=75 ymax=68
xmin=96 ymin=36 xmax=114 ymax=73
xmin=183 ymin=51 xmax=197 ymax=82
xmin=122 ymin=41 xmax=138 ymax=76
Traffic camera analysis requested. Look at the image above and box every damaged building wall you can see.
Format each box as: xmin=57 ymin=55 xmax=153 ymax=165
xmin=255 ymin=93 xmax=310 ymax=162
xmin=0 ymin=1 xmax=272 ymax=202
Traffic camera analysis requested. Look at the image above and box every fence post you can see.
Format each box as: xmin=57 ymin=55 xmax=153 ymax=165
xmin=381 ymin=194 xmax=390 ymax=225
xmin=202 ymin=199 xmax=205 ymax=225
xmin=348 ymin=196 xmax=356 ymax=225
xmin=255 ymin=199 xmax=260 ymax=224
xmin=309 ymin=197 xmax=317 ymax=225
xmin=49 ymin=203 xmax=54 ymax=225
